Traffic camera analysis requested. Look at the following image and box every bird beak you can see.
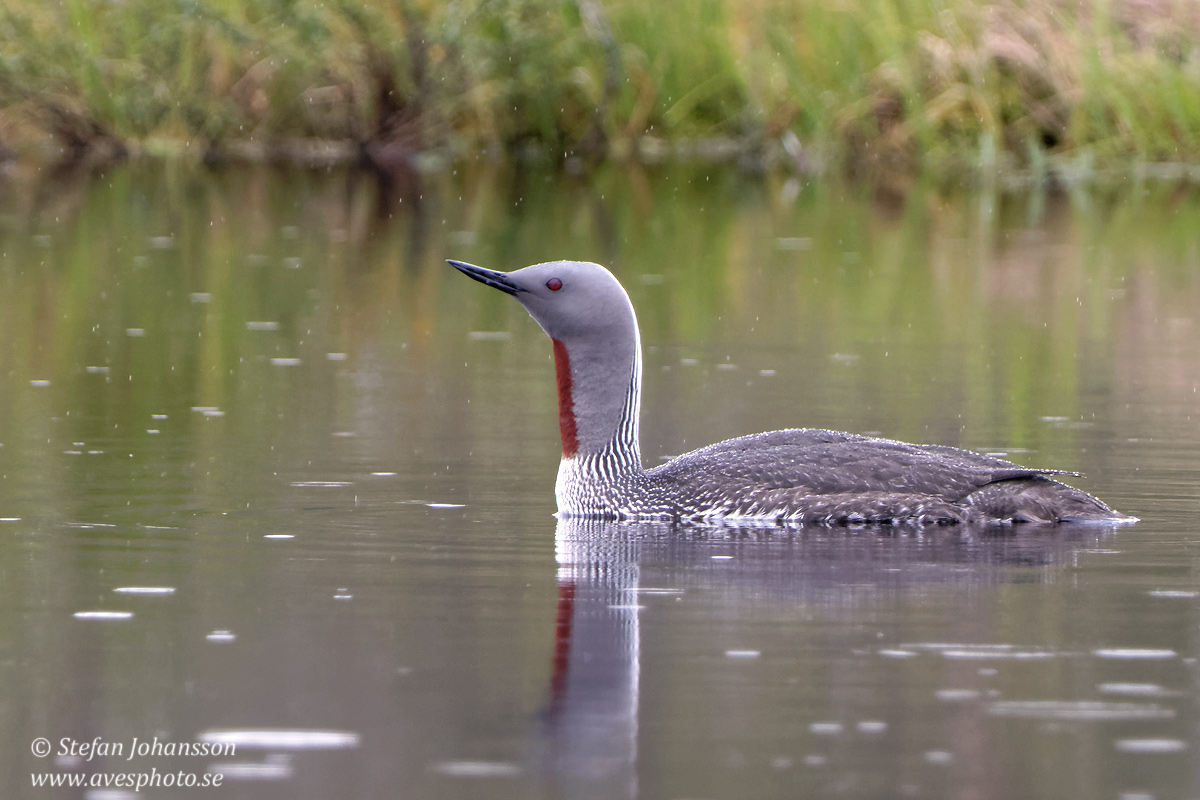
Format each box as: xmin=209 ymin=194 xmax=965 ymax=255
xmin=447 ymin=260 xmax=527 ymax=296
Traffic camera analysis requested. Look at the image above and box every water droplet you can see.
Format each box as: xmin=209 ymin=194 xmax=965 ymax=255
xmin=1114 ymin=739 xmax=1187 ymax=753
xmin=941 ymin=647 xmax=1055 ymax=660
xmin=198 ymin=729 xmax=360 ymax=750
xmin=1098 ymin=683 xmax=1171 ymax=697
xmin=209 ymin=759 xmax=292 ymax=781
xmin=1093 ymin=648 xmax=1176 ymax=660
xmin=988 ymin=701 xmax=1174 ymax=721
xmin=775 ymin=237 xmax=812 ymax=251
xmin=432 ymin=761 xmax=521 ymax=778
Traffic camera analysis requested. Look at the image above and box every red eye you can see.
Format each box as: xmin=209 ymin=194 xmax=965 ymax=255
xmin=546 ymin=278 xmax=563 ymax=291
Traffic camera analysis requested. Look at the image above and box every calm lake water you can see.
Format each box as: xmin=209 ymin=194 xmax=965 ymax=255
xmin=1 ymin=161 xmax=1199 ymax=799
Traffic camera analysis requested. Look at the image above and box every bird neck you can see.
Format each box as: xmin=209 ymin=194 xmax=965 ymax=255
xmin=551 ymin=325 xmax=643 ymax=475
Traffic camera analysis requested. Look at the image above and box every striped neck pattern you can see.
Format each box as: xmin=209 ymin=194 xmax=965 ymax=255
xmin=555 ymin=335 xmax=645 ymax=516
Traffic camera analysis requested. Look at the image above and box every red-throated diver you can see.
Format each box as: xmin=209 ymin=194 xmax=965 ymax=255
xmin=449 ymin=259 xmax=1132 ymax=526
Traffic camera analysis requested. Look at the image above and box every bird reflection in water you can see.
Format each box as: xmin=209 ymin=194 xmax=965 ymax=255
xmin=535 ymin=518 xmax=1120 ymax=797
xmin=541 ymin=522 xmax=642 ymax=800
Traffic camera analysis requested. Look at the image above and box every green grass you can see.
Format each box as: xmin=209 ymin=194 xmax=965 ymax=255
xmin=2 ymin=0 xmax=1199 ymax=177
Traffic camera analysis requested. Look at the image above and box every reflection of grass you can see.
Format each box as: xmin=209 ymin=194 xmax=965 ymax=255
xmin=2 ymin=0 xmax=1198 ymax=175
xmin=1 ymin=162 xmax=1197 ymax=515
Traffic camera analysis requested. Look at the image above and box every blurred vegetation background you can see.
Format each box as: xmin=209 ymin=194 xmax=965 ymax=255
xmin=1 ymin=0 xmax=1199 ymax=177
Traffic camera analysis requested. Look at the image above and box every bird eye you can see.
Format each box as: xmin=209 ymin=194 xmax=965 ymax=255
xmin=546 ymin=278 xmax=563 ymax=291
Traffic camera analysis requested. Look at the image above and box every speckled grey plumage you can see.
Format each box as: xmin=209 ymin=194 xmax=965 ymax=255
xmin=638 ymin=429 xmax=1120 ymax=525
xmin=449 ymin=259 xmax=1133 ymax=527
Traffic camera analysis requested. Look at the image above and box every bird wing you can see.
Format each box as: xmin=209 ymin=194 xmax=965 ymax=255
xmin=647 ymin=428 xmax=1059 ymax=503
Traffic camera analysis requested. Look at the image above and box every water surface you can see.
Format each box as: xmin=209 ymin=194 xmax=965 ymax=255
xmin=1 ymin=163 xmax=1198 ymax=799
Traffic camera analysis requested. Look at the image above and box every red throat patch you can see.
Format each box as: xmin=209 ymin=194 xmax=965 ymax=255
xmin=552 ymin=339 xmax=579 ymax=456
